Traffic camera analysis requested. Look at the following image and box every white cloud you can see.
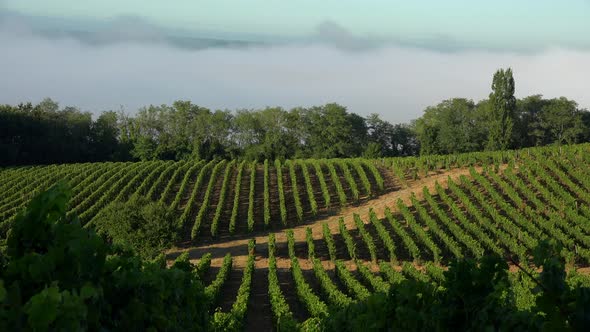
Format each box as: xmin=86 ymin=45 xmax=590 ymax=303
xmin=1 ymin=23 xmax=589 ymax=123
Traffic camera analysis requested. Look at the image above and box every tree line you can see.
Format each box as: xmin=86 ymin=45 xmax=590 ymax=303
xmin=416 ymin=69 xmax=590 ymax=155
xmin=1 ymin=68 xmax=589 ymax=165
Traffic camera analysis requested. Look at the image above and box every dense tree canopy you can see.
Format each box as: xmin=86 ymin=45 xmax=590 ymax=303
xmin=0 ymin=100 xmax=415 ymax=165
xmin=415 ymin=98 xmax=487 ymax=155
xmin=1 ymin=69 xmax=588 ymax=165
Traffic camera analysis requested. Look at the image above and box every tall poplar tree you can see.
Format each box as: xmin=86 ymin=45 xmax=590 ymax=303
xmin=486 ymin=68 xmax=516 ymax=150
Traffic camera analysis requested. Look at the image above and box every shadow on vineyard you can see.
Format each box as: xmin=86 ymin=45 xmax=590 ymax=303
xmin=320 ymin=251 xmax=590 ymax=331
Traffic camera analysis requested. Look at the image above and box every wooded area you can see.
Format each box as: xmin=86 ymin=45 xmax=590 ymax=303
xmin=1 ymin=69 xmax=588 ymax=165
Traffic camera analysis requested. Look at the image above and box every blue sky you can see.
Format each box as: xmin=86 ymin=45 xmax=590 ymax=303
xmin=1 ymin=1 xmax=589 ymax=122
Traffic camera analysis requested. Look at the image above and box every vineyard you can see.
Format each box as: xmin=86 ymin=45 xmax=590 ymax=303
xmin=2 ymin=144 xmax=590 ymax=329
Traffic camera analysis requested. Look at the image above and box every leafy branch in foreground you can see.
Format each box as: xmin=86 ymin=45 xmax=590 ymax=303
xmin=0 ymin=182 xmax=209 ymax=331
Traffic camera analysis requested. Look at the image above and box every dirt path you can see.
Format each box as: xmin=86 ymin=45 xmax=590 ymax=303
xmin=167 ymin=167 xmax=480 ymax=268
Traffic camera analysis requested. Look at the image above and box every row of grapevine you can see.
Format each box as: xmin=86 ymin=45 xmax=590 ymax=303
xmin=211 ymin=239 xmax=256 ymax=330
xmin=177 ymin=161 xmax=212 ymax=229
xmin=310 ymin=257 xmax=353 ymax=308
xmin=540 ymin=157 xmax=590 ymax=210
xmin=361 ymin=159 xmax=384 ymax=191
xmin=540 ymin=161 xmax=590 ymax=234
xmin=350 ymin=160 xmax=372 ymax=197
xmin=286 ymin=229 xmax=329 ymax=317
xmin=205 ymin=253 xmax=233 ymax=306
xmin=300 ymin=161 xmax=318 ymax=215
xmin=1 ymin=164 xmax=98 ymax=229
xmin=0 ymin=163 xmax=87 ymax=216
xmin=67 ymin=163 xmax=129 ymax=217
xmin=368 ymin=209 xmax=397 ymax=263
xmin=210 ymin=160 xmax=235 ymax=237
xmin=336 ymin=160 xmax=359 ymax=201
xmin=459 ymin=174 xmax=538 ymax=253
xmin=247 ymin=161 xmax=257 ymax=231
xmin=501 ymin=167 xmax=575 ymax=245
xmin=401 ymin=262 xmax=430 ymax=283
xmin=410 ymin=193 xmax=463 ymax=259
xmin=159 ymin=161 xmax=192 ymax=205
xmin=171 ymin=161 xmax=208 ymax=212
xmin=113 ymin=161 xmax=164 ymax=202
xmin=396 ymin=198 xmax=442 ymax=262
xmin=434 ymin=182 xmax=503 ymax=256
xmin=355 ymin=260 xmax=390 ymax=293
xmin=267 ymin=233 xmax=298 ymax=330
xmin=228 ymin=161 xmax=246 ymax=234
xmin=192 ymin=160 xmax=228 ymax=238
xmin=196 ymin=253 xmax=212 ymax=279
xmin=470 ymin=168 xmax=545 ymax=244
xmin=352 ymin=214 xmax=378 ymax=262
xmin=0 ymin=163 xmax=92 ymax=219
xmin=275 ymin=160 xmax=288 ymax=225
xmin=0 ymin=165 xmax=44 ymax=193
xmin=338 ymin=218 xmax=357 ymax=259
xmin=1 ymin=157 xmax=395 ymax=237
xmin=333 ymin=260 xmax=371 ymax=300
xmin=531 ymin=160 xmax=590 ymax=220
xmin=130 ymin=161 xmax=171 ymax=198
xmin=311 ymin=161 xmax=331 ymax=209
xmin=0 ymin=164 xmax=62 ymax=205
xmin=378 ymin=261 xmax=406 ymax=285
xmin=447 ymin=177 xmax=527 ymax=261
xmin=391 ymin=163 xmax=409 ymax=188
xmin=326 ymin=161 xmax=347 ymax=206
xmin=263 ymin=159 xmax=271 ymax=226
xmin=384 ymin=208 xmax=421 ymax=261
xmin=287 ymin=160 xmax=304 ymax=222
xmin=422 ymin=187 xmax=484 ymax=258
xmin=515 ymin=163 xmax=590 ymax=261
xmin=80 ymin=162 xmax=155 ymax=225
xmin=146 ymin=161 xmax=184 ymax=201
xmin=322 ymin=223 xmax=338 ymax=261
xmin=306 ymin=227 xmax=316 ymax=259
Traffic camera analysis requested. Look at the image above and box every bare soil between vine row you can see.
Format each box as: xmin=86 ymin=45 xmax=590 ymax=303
xmin=167 ymin=166 xmax=481 ymax=269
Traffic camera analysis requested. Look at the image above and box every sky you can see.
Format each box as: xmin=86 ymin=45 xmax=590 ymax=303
xmin=1 ymin=0 xmax=589 ymax=122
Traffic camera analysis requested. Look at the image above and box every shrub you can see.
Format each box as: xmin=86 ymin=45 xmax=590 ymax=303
xmin=0 ymin=182 xmax=208 ymax=331
xmin=94 ymin=196 xmax=177 ymax=259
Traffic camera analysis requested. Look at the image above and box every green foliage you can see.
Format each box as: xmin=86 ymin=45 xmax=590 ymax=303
xmin=193 ymin=160 xmax=227 ymax=238
xmin=92 ymin=195 xmax=177 ymax=259
xmin=228 ymin=161 xmax=246 ymax=234
xmin=211 ymin=160 xmax=235 ymax=237
xmin=0 ymin=100 xmax=128 ymax=166
xmin=321 ymin=248 xmax=590 ymax=331
xmin=311 ymin=161 xmax=331 ymax=209
xmin=267 ymin=234 xmax=298 ymax=331
xmin=247 ymin=161 xmax=257 ymax=231
xmin=353 ymin=214 xmax=378 ymax=263
xmin=205 ymin=253 xmax=233 ymax=306
xmin=210 ymin=240 xmax=256 ymax=331
xmin=263 ymin=159 xmax=272 ymax=225
xmin=362 ymin=142 xmax=383 ymax=158
xmin=415 ymin=98 xmax=487 ymax=155
xmin=300 ymin=160 xmax=318 ymax=216
xmin=275 ymin=159 xmax=288 ymax=225
xmin=286 ymin=229 xmax=329 ymax=318
xmin=368 ymin=209 xmax=397 ymax=263
xmin=487 ymin=68 xmax=516 ymax=151
xmin=3 ymin=82 xmax=590 ymax=166
xmin=0 ymin=182 xmax=208 ymax=331
xmin=287 ymin=160 xmax=304 ymax=222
